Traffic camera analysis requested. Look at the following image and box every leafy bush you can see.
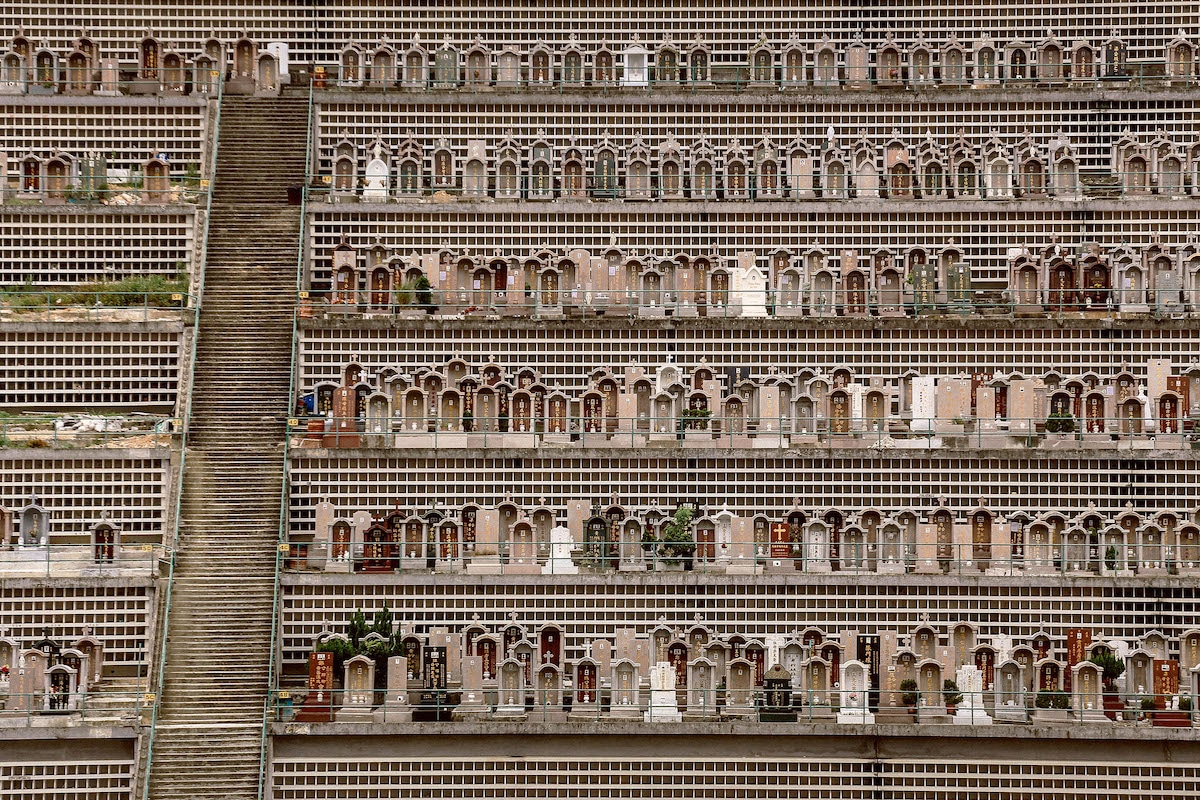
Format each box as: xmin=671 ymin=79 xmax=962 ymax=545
xmin=1104 ymin=545 xmax=1119 ymax=571
xmin=900 ymin=678 xmax=919 ymax=707
xmin=1 ymin=274 xmax=188 ymax=310
xmin=1179 ymin=696 xmax=1192 ymax=712
xmin=659 ymin=505 xmax=696 ymax=563
xmin=1140 ymin=696 xmax=1158 ymax=711
xmin=1036 ymin=690 xmax=1071 ymax=710
xmin=1088 ymin=651 xmax=1126 ymax=690
xmin=942 ymin=679 xmax=963 ymax=707
xmin=1045 ymin=411 xmax=1076 ymax=434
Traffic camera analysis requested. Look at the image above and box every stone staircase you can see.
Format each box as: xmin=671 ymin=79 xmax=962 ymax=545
xmin=144 ymin=95 xmax=307 ymax=800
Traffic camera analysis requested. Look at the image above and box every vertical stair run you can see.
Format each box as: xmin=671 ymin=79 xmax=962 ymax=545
xmin=145 ymin=94 xmax=308 ymax=800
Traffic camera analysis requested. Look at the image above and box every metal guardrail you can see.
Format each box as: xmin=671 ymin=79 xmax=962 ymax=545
xmin=0 ymin=415 xmax=175 ymax=449
xmin=278 ymin=537 xmax=1197 ymax=579
xmin=286 ymin=415 xmax=1200 ymax=451
xmin=0 ymin=291 xmax=198 ymax=321
xmin=268 ymin=685 xmax=1196 ymax=726
xmin=0 ymin=542 xmax=166 ymax=578
xmin=314 ymin=59 xmax=1199 ymax=94
xmin=300 ymin=287 xmax=1199 ymax=320
xmin=0 ymin=689 xmax=155 ymax=726
xmin=306 ymin=168 xmax=1169 ymax=203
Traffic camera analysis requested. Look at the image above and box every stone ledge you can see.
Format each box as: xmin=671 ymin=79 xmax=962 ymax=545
xmin=315 ymin=87 xmax=1195 ymax=107
xmin=0 ymin=319 xmax=186 ymax=333
xmin=298 ymin=314 xmax=1196 ymax=332
xmin=0 ymin=204 xmax=198 ymax=216
xmin=289 ymin=446 xmax=1200 ymax=462
xmin=272 ymin=718 xmax=1199 ymax=742
xmin=279 ymin=571 xmax=1200 ymax=589
xmin=310 ymin=197 xmax=1200 ymax=216
xmin=0 ymin=721 xmax=141 ymax=740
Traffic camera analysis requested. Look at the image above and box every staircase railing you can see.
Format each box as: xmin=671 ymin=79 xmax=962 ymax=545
xmin=257 ymin=82 xmax=314 ymax=800
xmin=141 ymin=78 xmax=222 ymax=800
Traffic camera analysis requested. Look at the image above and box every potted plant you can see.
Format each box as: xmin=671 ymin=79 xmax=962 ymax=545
xmin=657 ymin=505 xmax=696 ymax=570
xmin=1089 ymin=650 xmax=1126 ymax=720
xmin=1034 ymin=689 xmax=1072 ymax=721
xmin=900 ymin=678 xmax=919 ymax=713
xmin=1104 ymin=545 xmax=1119 ymax=572
xmin=641 ymin=528 xmax=658 ymax=552
xmin=943 ymin=678 xmax=963 ymax=713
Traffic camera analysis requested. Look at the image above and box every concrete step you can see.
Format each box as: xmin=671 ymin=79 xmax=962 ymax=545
xmin=148 ymin=93 xmax=305 ymax=800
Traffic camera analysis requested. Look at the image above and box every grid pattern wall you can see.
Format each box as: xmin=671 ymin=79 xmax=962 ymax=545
xmin=308 ymin=205 xmax=1200 ymax=287
xmin=0 ymin=451 xmax=170 ymax=537
xmin=278 ymin=580 xmax=1197 ymax=670
xmin=0 ymin=209 xmax=196 ymax=285
xmin=298 ymin=323 xmax=1197 ymax=392
xmin=0 ymin=97 xmax=211 ymax=174
xmin=287 ymin=452 xmax=1197 ymax=535
xmin=272 ymin=757 xmax=875 ymax=799
xmin=271 ymin=753 xmax=1200 ymax=798
xmin=0 ymin=582 xmax=152 ymax=668
xmin=0 ymin=326 xmax=182 ymax=409
xmin=314 ymin=97 xmax=1199 ymax=173
xmin=0 ymin=760 xmax=133 ymax=800
xmin=3 ymin=3 xmax=1193 ymax=61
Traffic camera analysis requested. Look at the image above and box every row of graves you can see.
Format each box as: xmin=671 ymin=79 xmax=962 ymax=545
xmin=318 ymin=239 xmax=1200 ymax=318
xmin=290 ymin=496 xmax=1200 ymax=578
xmin=3 ymin=150 xmax=181 ymax=204
xmin=297 ymin=614 xmax=1200 ymax=726
xmin=0 ymin=28 xmax=283 ymax=97
xmin=323 ymin=129 xmax=1091 ymax=203
xmin=0 ymin=504 xmax=153 ymax=573
xmin=330 ymin=31 xmax=1145 ymax=90
xmin=0 ymin=629 xmax=105 ymax=715
xmin=1009 ymin=237 xmax=1200 ymax=315
xmin=296 ymin=357 xmax=1200 ymax=451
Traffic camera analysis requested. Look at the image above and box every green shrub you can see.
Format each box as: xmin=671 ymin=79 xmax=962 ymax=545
xmin=942 ymin=678 xmax=963 ymax=706
xmin=1035 ymin=690 xmax=1071 ymax=710
xmin=900 ymin=678 xmax=919 ymax=707
xmin=1140 ymin=696 xmax=1158 ymax=711
xmin=659 ymin=505 xmax=696 ymax=563
xmin=1045 ymin=410 xmax=1076 ymax=433
xmin=1088 ymin=651 xmax=1126 ymax=690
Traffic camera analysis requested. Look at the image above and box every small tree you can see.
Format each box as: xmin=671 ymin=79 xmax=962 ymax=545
xmin=370 ymin=606 xmax=394 ymax=639
xmin=348 ymin=608 xmax=369 ymax=649
xmin=659 ymin=505 xmax=696 ymax=564
xmin=1088 ymin=650 xmax=1126 ymax=692
xmin=900 ymin=678 xmax=919 ymax=707
xmin=414 ymin=275 xmax=434 ymax=311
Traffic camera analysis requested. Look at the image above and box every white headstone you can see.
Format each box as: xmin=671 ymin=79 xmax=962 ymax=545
xmin=952 ymin=664 xmax=992 ymax=724
xmin=910 ymin=375 xmax=936 ymax=432
xmin=541 ymin=526 xmax=579 ymax=575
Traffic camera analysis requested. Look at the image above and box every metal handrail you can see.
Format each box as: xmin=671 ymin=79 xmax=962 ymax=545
xmin=312 ymin=58 xmax=1198 ymax=94
xmin=305 ymin=168 xmax=1185 ymax=203
xmin=277 ymin=535 xmax=1197 ymax=580
xmin=264 ymin=685 xmax=1195 ymax=726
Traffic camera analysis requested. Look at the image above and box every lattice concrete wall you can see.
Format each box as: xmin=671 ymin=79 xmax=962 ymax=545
xmin=2 ymin=2 xmax=1194 ymax=62
xmin=0 ymin=324 xmax=183 ymax=410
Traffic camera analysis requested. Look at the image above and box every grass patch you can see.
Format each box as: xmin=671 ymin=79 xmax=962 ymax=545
xmin=1 ymin=274 xmax=188 ymax=308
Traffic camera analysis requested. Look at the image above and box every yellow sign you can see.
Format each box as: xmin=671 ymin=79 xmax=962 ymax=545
xmin=199 ymin=179 xmax=210 ymax=189
xmin=171 ymin=293 xmax=183 ymax=301
xmin=279 ymin=543 xmax=290 ymax=552
xmin=287 ymin=418 xmax=299 ymax=428
xmin=322 ymin=175 xmax=332 ymax=184
xmin=278 ymin=690 xmax=291 ymax=699
xmin=144 ymin=693 xmax=157 ymax=703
